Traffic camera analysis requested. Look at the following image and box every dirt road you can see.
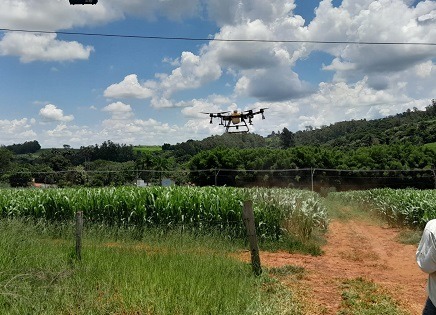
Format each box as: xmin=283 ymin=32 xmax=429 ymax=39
xmin=242 ymin=219 xmax=428 ymax=314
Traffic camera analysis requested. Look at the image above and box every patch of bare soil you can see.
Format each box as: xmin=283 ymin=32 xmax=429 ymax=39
xmin=239 ymin=219 xmax=428 ymax=315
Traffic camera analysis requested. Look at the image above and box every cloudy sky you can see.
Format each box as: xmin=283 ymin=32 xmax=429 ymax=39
xmin=1 ymin=0 xmax=435 ymax=148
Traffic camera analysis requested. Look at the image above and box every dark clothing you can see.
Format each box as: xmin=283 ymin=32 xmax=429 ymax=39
xmin=423 ymin=297 xmax=436 ymax=315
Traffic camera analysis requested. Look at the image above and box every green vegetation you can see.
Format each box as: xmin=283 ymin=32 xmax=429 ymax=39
xmin=187 ymin=144 xmax=436 ymax=188
xmin=278 ymin=99 xmax=436 ymax=150
xmin=0 ymin=187 xmax=431 ymax=314
xmin=423 ymin=142 xmax=436 ymax=152
xmin=169 ymin=99 xmax=436 ymax=152
xmin=268 ymin=265 xmax=306 ymax=279
xmin=0 ymin=218 xmax=303 ymax=315
xmin=0 ymin=187 xmax=327 ymax=247
xmin=1 ymin=100 xmax=436 ymax=189
xmin=133 ymin=145 xmax=162 ymax=153
xmin=338 ymin=277 xmax=407 ymax=315
xmin=4 ymin=140 xmax=41 ymax=154
xmin=396 ymin=229 xmax=423 ymax=245
xmin=329 ymin=188 xmax=436 ymax=228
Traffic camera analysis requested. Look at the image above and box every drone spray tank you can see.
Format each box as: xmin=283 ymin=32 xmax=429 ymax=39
xmin=231 ymin=110 xmax=241 ymax=125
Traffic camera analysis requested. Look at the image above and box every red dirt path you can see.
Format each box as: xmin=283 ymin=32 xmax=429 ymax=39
xmin=240 ymin=219 xmax=428 ymax=314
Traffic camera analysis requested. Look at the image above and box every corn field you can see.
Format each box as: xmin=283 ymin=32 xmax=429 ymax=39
xmin=330 ymin=188 xmax=436 ymax=227
xmin=0 ymin=186 xmax=327 ymax=240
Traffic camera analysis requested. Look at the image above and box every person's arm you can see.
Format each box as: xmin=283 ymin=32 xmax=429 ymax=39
xmin=417 ymin=228 xmax=436 ymax=274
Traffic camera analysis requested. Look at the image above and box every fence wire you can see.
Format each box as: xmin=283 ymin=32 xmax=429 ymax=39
xmin=5 ymin=167 xmax=435 ymax=191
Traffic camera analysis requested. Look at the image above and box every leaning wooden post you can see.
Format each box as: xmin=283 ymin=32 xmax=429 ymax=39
xmin=242 ymin=200 xmax=262 ymax=276
xmin=75 ymin=211 xmax=83 ymax=261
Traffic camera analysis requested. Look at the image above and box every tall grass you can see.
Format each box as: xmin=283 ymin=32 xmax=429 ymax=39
xmin=329 ymin=188 xmax=436 ymax=228
xmin=0 ymin=186 xmax=328 ymax=242
xmin=339 ymin=277 xmax=408 ymax=315
xmin=0 ymin=218 xmax=303 ymax=314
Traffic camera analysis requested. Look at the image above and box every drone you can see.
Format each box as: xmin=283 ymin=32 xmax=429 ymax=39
xmin=203 ymin=108 xmax=267 ymax=133
xmin=69 ymin=0 xmax=98 ymax=5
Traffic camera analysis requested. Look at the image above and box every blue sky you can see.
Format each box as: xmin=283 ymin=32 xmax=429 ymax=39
xmin=0 ymin=0 xmax=435 ymax=148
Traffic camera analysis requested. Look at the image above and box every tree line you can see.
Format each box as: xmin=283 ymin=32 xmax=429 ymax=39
xmin=1 ymin=100 xmax=436 ymax=189
xmin=187 ymin=145 xmax=436 ymax=189
xmin=0 ymin=140 xmax=176 ymax=187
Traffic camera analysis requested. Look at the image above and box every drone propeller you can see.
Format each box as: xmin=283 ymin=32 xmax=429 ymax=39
xmin=201 ymin=111 xmax=230 ymax=116
xmin=203 ymin=107 xmax=267 ymax=131
xmin=201 ymin=111 xmax=230 ymax=114
xmin=259 ymin=108 xmax=268 ymax=119
xmin=201 ymin=111 xmax=230 ymax=124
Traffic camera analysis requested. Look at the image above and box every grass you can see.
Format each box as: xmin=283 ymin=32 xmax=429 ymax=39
xmin=325 ymin=196 xmax=386 ymax=226
xmin=0 ymin=218 xmax=303 ymax=315
xmin=0 ymin=186 xmax=328 ymax=255
xmin=396 ymin=228 xmax=422 ymax=245
xmin=325 ymin=193 xmax=423 ymax=246
xmin=268 ymin=265 xmax=306 ymax=279
xmin=338 ymin=277 xmax=408 ymax=315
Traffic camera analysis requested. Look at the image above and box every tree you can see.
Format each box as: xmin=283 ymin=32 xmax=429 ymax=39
xmin=0 ymin=148 xmax=13 ymax=171
xmin=86 ymin=160 xmax=135 ymax=186
xmin=64 ymin=166 xmax=88 ymax=186
xmin=6 ymin=140 xmax=41 ymax=154
xmin=8 ymin=167 xmax=32 ymax=187
xmin=280 ymin=127 xmax=295 ymax=148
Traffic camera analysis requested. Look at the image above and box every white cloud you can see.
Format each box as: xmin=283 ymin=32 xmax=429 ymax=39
xmin=0 ymin=0 xmax=119 ymax=31
xmin=102 ymin=101 xmax=134 ymax=120
xmin=180 ymin=98 xmax=227 ymax=119
xmin=104 ymin=74 xmax=154 ymax=99
xmin=291 ymin=77 xmax=432 ymax=130
xmin=159 ymin=51 xmax=222 ymax=98
xmin=3 ymin=0 xmax=436 ymax=147
xmin=414 ymin=60 xmax=434 ymax=78
xmin=0 ymin=32 xmax=93 ymax=63
xmin=206 ymin=0 xmax=297 ymax=26
xmin=39 ymin=104 xmax=74 ymax=122
xmin=46 ymin=124 xmax=72 ymax=138
xmin=210 ymin=20 xmax=286 ymax=69
xmin=105 ymin=51 xmax=223 ymax=108
xmin=235 ymin=75 xmax=433 ymax=136
xmin=0 ymin=0 xmax=200 ymax=63
xmin=42 ymin=124 xmax=98 ymax=148
xmin=0 ymin=118 xmax=37 ymax=144
xmin=99 ymin=118 xmax=187 ymax=145
xmin=150 ymin=97 xmax=175 ymax=109
xmin=309 ymin=0 xmax=436 ymax=77
xmin=417 ymin=9 xmax=436 ymax=23
xmin=39 ymin=117 xmax=196 ymax=147
xmin=104 ymin=1 xmax=309 ymax=105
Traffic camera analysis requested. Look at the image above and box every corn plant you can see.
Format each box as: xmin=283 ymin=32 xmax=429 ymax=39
xmin=0 ymin=186 xmax=327 ymax=240
xmin=329 ymin=188 xmax=436 ymax=228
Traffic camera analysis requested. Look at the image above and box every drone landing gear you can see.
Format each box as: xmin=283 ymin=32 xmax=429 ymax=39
xmin=225 ymin=120 xmax=250 ymax=133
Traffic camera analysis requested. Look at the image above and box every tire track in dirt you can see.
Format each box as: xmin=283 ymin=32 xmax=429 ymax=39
xmin=239 ymin=219 xmax=428 ymax=314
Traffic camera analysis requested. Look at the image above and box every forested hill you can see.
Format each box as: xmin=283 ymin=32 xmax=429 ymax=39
xmin=163 ymin=133 xmax=268 ymax=162
xmin=167 ymin=99 xmax=436 ymax=158
xmin=291 ymin=99 xmax=436 ymax=148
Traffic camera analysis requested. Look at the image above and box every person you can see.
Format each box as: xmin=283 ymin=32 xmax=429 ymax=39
xmin=417 ymin=219 xmax=436 ymax=314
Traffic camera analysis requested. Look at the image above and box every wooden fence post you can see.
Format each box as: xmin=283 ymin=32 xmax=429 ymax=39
xmin=75 ymin=211 xmax=83 ymax=261
xmin=242 ymin=200 xmax=262 ymax=276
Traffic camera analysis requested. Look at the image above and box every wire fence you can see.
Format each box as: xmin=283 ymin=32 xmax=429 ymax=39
xmin=7 ymin=167 xmax=435 ymax=191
